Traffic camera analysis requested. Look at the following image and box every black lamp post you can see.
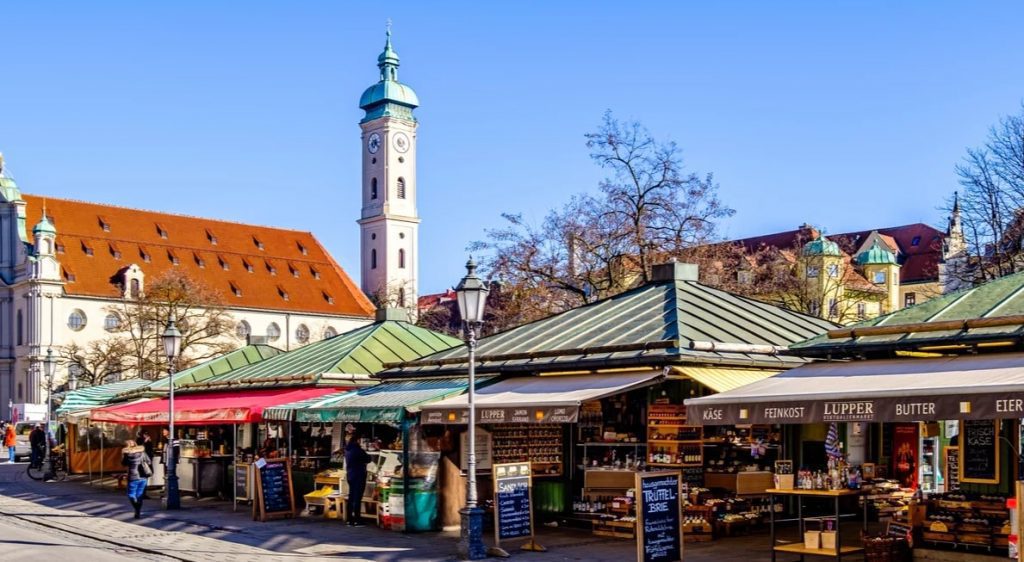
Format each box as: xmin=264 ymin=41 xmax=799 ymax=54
xmin=42 ymin=348 xmax=56 ymax=481
xmin=162 ymin=319 xmax=183 ymax=510
xmin=455 ymin=258 xmax=489 ymax=560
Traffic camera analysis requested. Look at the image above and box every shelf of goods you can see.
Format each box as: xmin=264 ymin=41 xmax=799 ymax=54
xmin=922 ymin=493 xmax=1011 ymax=551
xmin=647 ymin=404 xmax=702 ymax=467
xmin=490 ymin=424 xmax=563 ymax=477
xmin=683 ymin=505 xmax=714 ymax=543
xmin=859 ymin=480 xmax=913 ymax=520
xmin=578 ymin=469 xmax=637 ymax=539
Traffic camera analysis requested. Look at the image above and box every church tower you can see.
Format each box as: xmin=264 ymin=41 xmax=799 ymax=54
xmin=357 ymin=27 xmax=420 ymax=316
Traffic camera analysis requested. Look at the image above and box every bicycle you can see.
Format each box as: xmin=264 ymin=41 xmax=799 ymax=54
xmin=27 ymin=445 xmax=68 ymax=481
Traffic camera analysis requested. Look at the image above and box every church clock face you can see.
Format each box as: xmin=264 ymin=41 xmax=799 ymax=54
xmin=392 ymin=132 xmax=410 ymax=153
xmin=367 ymin=133 xmax=381 ymax=154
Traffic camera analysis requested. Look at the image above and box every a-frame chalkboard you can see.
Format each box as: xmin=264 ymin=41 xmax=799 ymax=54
xmin=253 ymin=459 xmax=296 ymax=522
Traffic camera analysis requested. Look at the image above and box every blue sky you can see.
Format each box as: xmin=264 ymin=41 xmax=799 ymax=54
xmin=3 ymin=2 xmax=1023 ymax=294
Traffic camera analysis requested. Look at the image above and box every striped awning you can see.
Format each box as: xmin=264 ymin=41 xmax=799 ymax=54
xmin=56 ymin=379 xmax=153 ymax=417
xmin=670 ymin=366 xmax=780 ymax=393
xmin=262 ymin=390 xmax=358 ymax=421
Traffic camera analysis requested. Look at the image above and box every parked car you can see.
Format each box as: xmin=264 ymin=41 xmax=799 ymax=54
xmin=13 ymin=421 xmax=42 ymax=461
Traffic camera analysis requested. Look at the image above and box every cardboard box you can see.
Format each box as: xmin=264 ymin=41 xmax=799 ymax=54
xmin=804 ymin=531 xmax=821 ymax=549
xmin=821 ymin=531 xmax=837 ymax=551
xmin=775 ymin=474 xmax=794 ymax=490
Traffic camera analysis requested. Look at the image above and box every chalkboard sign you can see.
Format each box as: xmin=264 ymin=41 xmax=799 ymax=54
xmin=944 ymin=447 xmax=960 ymax=491
xmin=234 ymin=463 xmax=250 ymax=503
xmin=253 ymin=460 xmax=296 ymax=521
xmin=636 ymin=471 xmax=683 ymax=562
xmin=493 ymin=462 xmax=533 ymax=541
xmin=681 ymin=466 xmax=704 ymax=488
xmin=960 ymin=420 xmax=999 ymax=484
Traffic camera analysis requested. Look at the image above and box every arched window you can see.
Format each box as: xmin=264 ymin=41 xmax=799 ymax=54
xmin=16 ymin=310 xmax=23 ymax=346
xmin=371 ymin=177 xmax=378 ymax=200
xmin=295 ymin=324 xmax=310 ymax=344
xmin=323 ymin=327 xmax=337 ymax=340
xmin=397 ymin=177 xmax=406 ymax=199
xmin=371 ymin=249 xmax=377 ymax=269
xmin=398 ymin=249 xmax=406 ymax=269
xmin=235 ymin=320 xmax=251 ymax=339
xmin=266 ymin=322 xmax=281 ymax=342
xmin=398 ymin=288 xmax=406 ymax=307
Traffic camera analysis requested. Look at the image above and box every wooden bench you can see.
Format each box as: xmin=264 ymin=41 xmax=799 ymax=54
xmin=329 ymin=496 xmax=380 ymax=525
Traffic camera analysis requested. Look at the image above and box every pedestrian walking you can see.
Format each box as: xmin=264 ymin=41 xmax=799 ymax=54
xmin=122 ymin=435 xmax=153 ymax=519
xmin=343 ymin=425 xmax=371 ymax=527
xmin=3 ymin=422 xmax=15 ymax=463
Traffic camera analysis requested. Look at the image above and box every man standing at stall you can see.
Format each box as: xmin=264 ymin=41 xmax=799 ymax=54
xmin=344 ymin=424 xmax=371 ymax=527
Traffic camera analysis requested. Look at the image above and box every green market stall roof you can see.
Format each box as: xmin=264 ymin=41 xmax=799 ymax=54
xmin=115 ymin=344 xmax=284 ymax=400
xmin=265 ymin=377 xmax=488 ymax=424
xmin=179 ymin=316 xmax=462 ymax=392
xmin=791 ymin=269 xmax=1024 ymax=358
xmin=384 ymin=263 xmax=837 ymax=378
xmin=56 ymin=379 xmax=153 ymax=417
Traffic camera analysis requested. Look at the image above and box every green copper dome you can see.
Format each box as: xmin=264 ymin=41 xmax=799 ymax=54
xmin=855 ymin=240 xmax=897 ymax=266
xmin=802 ymin=236 xmax=841 ymax=257
xmin=33 ymin=213 xmax=56 ymax=236
xmin=360 ymin=29 xmax=419 ymax=123
xmin=0 ymin=153 xmax=21 ymax=203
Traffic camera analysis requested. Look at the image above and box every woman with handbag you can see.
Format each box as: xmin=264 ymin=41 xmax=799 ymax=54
xmin=122 ymin=434 xmax=152 ymax=518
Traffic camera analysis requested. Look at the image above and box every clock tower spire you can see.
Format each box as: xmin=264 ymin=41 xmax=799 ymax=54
xmin=358 ymin=25 xmax=420 ymax=317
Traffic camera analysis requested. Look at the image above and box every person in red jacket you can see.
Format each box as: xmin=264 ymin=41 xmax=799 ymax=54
xmin=3 ymin=423 xmax=16 ymax=463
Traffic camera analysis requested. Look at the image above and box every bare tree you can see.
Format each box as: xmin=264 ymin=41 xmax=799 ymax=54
xmin=472 ymin=111 xmax=734 ymax=325
xmin=58 ymin=339 xmax=132 ymax=388
xmin=106 ymin=269 xmax=237 ymax=379
xmin=947 ymin=103 xmax=1024 ymax=284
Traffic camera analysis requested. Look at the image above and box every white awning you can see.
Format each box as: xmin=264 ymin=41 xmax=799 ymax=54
xmin=421 ymin=370 xmax=665 ymax=424
xmin=685 ymin=352 xmax=1024 ymax=424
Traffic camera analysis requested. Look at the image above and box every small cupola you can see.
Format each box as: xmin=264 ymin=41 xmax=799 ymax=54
xmin=802 ymin=235 xmax=841 ymax=257
xmin=855 ymin=240 xmax=898 ymax=266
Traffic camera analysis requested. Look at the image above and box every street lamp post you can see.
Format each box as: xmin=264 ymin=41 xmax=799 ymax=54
xmin=42 ymin=348 xmax=56 ymax=481
xmin=162 ymin=319 xmax=183 ymax=510
xmin=455 ymin=258 xmax=489 ymax=560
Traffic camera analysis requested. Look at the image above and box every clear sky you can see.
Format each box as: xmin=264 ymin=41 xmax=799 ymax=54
xmin=4 ymin=2 xmax=1023 ymax=294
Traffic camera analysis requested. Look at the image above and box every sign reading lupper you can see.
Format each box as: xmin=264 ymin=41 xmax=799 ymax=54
xmin=422 ymin=405 xmax=579 ymax=424
xmin=635 ymin=471 xmax=683 ymax=562
xmin=686 ymin=392 xmax=1024 ymax=425
xmin=960 ymin=419 xmax=999 ymax=484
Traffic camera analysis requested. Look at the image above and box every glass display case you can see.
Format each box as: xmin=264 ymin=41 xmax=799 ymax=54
xmin=179 ymin=439 xmax=212 ymax=459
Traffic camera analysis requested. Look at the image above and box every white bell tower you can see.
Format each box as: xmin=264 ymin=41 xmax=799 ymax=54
xmin=357 ymin=26 xmax=420 ymax=315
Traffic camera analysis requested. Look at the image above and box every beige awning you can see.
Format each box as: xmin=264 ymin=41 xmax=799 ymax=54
xmin=669 ymin=366 xmax=780 ymax=393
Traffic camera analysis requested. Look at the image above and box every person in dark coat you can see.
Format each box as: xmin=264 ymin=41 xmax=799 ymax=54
xmin=344 ymin=428 xmax=371 ymax=527
xmin=29 ymin=424 xmax=45 ymax=468
xmin=121 ymin=436 xmax=150 ymax=518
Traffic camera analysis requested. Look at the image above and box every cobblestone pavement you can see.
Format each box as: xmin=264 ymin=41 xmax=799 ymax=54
xmin=0 ymin=462 xmax=788 ymax=561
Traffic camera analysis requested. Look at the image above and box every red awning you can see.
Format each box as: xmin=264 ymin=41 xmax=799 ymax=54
xmin=89 ymin=387 xmax=347 ymax=425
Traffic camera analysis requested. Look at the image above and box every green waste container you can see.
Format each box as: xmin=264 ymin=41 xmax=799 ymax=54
xmin=394 ymin=478 xmax=438 ymax=532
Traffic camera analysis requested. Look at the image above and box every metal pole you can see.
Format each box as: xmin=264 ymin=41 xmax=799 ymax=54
xmin=43 ymin=374 xmax=54 ymax=480
xmin=457 ymin=323 xmax=486 ymax=559
xmin=164 ymin=361 xmax=181 ymax=509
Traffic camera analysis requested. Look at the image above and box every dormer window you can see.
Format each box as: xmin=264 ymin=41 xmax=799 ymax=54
xmin=911 ymin=236 xmax=921 ymax=246
xmin=98 ymin=217 xmax=110 ymax=232
xmin=109 ymin=243 xmax=121 ymax=259
xmin=310 ymin=267 xmax=320 ymax=280
xmin=289 ymin=264 xmax=299 ymax=278
xmin=82 ymin=242 xmax=94 ymax=256
xmin=194 ymin=253 xmax=205 ymax=268
xmin=63 ymin=268 xmax=77 ymax=282
xmin=230 ymin=282 xmax=242 ymax=297
xmin=156 ymin=224 xmax=168 ymax=239
xmin=219 ymin=256 xmax=229 ymax=270
xmin=243 ymin=259 xmax=254 ymax=273
xmin=266 ymin=261 xmax=276 ymax=275
xmin=297 ymin=242 xmax=307 ymax=255
xmin=139 ymin=247 xmax=151 ymax=263
xmin=56 ymin=242 xmax=65 ymax=254
xmin=323 ymin=291 xmax=334 ymax=305
xmin=206 ymin=230 xmax=217 ymax=245
xmin=278 ymin=286 xmax=289 ymax=301
xmin=168 ymin=250 xmax=179 ymax=265
xmin=253 ymin=236 xmax=264 ymax=250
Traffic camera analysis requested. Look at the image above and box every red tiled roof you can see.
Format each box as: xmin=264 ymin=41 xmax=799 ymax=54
xmin=24 ymin=194 xmax=374 ymax=317
xmin=729 ymin=223 xmax=944 ymax=284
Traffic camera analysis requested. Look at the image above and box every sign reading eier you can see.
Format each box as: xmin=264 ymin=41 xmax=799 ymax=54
xmin=636 ymin=470 xmax=683 ymax=562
